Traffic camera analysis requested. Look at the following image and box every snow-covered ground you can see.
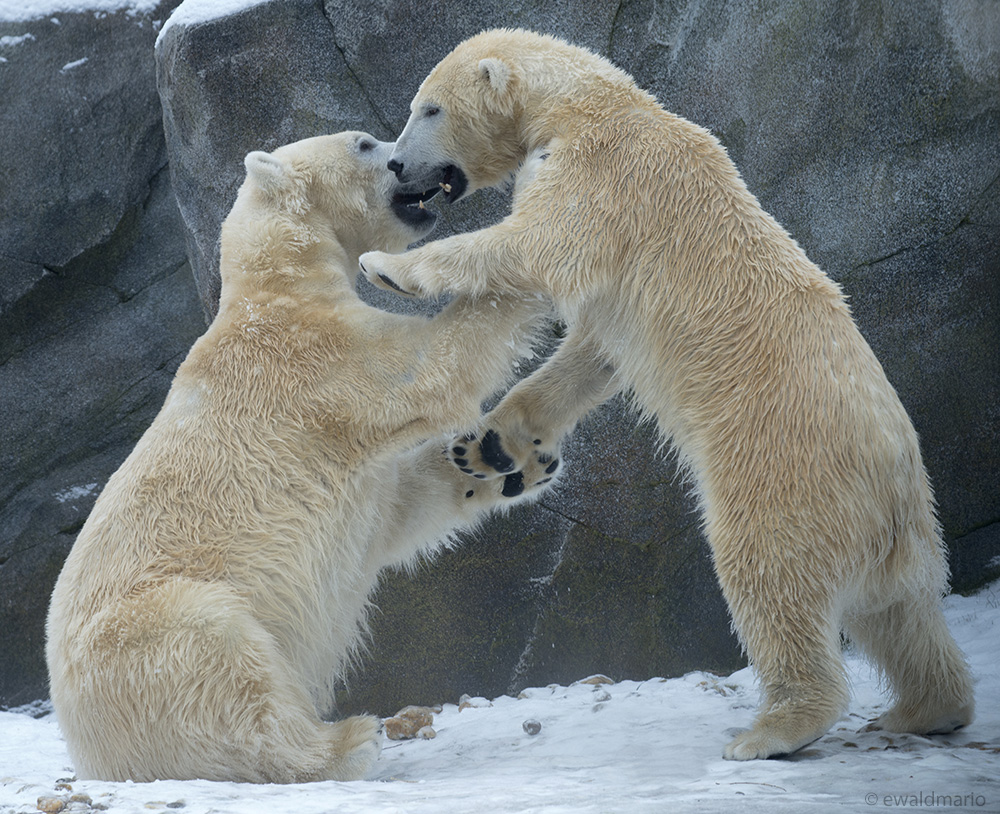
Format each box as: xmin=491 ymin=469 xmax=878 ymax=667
xmin=2 ymin=582 xmax=997 ymax=814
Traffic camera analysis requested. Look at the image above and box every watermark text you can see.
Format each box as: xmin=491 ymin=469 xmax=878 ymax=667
xmin=865 ymin=791 xmax=988 ymax=808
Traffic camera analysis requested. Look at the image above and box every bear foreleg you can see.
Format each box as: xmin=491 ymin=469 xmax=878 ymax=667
xmin=364 ymin=438 xmax=559 ymax=573
xmin=360 ymin=221 xmax=533 ymax=299
xmin=450 ymin=323 xmax=617 ymax=483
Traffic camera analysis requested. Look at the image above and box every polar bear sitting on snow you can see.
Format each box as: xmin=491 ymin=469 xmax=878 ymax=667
xmin=46 ymin=132 xmax=555 ymax=783
xmin=359 ymin=29 xmax=975 ymax=760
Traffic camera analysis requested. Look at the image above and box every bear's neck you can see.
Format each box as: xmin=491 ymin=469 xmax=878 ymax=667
xmin=218 ymin=205 xmax=353 ymax=304
xmin=515 ymin=54 xmax=656 ymax=149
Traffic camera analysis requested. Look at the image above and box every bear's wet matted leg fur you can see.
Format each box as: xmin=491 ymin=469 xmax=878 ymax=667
xmin=846 ymin=595 xmax=974 ymax=736
xmin=714 ymin=552 xmax=849 ymax=760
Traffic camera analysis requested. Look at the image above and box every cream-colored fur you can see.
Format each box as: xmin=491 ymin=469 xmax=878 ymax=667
xmin=359 ymin=30 xmax=975 ymax=760
xmin=45 ymin=132 xmax=553 ymax=783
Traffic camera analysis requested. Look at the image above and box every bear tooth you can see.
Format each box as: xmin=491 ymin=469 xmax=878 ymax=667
xmin=418 ymin=200 xmax=425 ymax=209
xmin=440 ymin=182 xmax=452 ymax=193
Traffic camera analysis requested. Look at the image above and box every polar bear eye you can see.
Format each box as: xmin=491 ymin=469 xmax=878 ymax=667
xmin=358 ymin=139 xmax=375 ymax=153
xmin=424 ymin=106 xmax=440 ymax=118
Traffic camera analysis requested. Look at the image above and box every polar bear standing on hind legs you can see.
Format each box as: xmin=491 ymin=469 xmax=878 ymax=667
xmin=46 ymin=131 xmax=556 ymax=783
xmin=359 ymin=29 xmax=975 ymax=760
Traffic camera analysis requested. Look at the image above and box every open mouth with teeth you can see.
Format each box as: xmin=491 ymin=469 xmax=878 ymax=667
xmin=390 ymin=187 xmax=440 ymax=231
xmin=390 ymin=164 xmax=470 ymax=230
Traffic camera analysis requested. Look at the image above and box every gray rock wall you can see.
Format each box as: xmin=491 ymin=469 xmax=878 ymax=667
xmin=1 ymin=0 xmax=996 ymax=714
xmin=0 ymin=2 xmax=204 ymax=707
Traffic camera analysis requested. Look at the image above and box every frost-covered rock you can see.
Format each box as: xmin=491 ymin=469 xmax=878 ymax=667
xmin=0 ymin=1 xmax=203 ymax=707
xmin=384 ymin=706 xmax=436 ymax=740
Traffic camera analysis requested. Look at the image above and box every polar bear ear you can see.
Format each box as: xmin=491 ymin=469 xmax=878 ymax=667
xmin=478 ymin=57 xmax=512 ymax=95
xmin=478 ymin=57 xmax=517 ymax=116
xmin=244 ymin=150 xmax=292 ymax=198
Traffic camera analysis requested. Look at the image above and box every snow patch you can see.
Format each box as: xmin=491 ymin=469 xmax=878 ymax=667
xmin=155 ymin=0 xmax=272 ymax=47
xmin=54 ymin=482 xmax=98 ymax=503
xmin=0 ymin=32 xmax=37 ymax=46
xmin=0 ymin=0 xmax=159 ymax=22
xmin=59 ymin=55 xmax=86 ymax=70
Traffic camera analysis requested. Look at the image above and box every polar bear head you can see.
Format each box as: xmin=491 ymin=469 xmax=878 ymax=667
xmin=385 ymin=30 xmax=538 ymax=205
xmin=226 ymin=132 xmax=438 ymax=284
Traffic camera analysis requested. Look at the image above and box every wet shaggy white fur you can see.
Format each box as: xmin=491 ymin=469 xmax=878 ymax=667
xmin=359 ymin=29 xmax=975 ymax=760
xmin=46 ymin=132 xmax=552 ymax=783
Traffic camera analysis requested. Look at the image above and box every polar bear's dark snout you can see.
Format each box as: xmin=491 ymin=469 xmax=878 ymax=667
xmin=387 ymin=158 xmax=405 ymax=179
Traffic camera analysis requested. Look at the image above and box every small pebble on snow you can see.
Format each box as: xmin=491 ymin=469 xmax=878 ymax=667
xmin=523 ymin=719 xmax=542 ymax=736
xmin=458 ymin=694 xmax=492 ymax=711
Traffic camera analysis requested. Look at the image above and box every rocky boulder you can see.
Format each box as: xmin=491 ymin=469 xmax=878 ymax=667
xmin=0 ymin=1 xmax=205 ymax=707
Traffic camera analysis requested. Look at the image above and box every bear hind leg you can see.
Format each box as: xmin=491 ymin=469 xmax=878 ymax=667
xmin=723 ymin=649 xmax=849 ymax=760
xmin=720 ymin=579 xmax=849 ymax=760
xmin=70 ymin=581 xmax=381 ymax=783
xmin=846 ymin=594 xmax=974 ymax=736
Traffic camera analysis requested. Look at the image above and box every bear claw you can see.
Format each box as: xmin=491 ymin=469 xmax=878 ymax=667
xmin=377 ymin=273 xmax=411 ymax=294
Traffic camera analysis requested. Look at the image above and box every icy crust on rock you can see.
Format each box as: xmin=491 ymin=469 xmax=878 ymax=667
xmin=0 ymin=0 xmax=160 ymax=22
xmin=154 ymin=0 xmax=271 ymax=46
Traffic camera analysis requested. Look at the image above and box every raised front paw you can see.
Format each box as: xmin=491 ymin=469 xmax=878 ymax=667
xmin=451 ymin=428 xmax=562 ymax=498
xmin=359 ymin=251 xmax=434 ymax=298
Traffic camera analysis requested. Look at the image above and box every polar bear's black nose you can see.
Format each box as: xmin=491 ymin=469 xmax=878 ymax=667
xmin=387 ymin=158 xmax=404 ymax=179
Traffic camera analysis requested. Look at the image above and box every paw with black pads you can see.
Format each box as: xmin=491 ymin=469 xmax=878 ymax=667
xmin=505 ymin=448 xmax=562 ymax=500
xmin=448 ymin=422 xmax=563 ymax=497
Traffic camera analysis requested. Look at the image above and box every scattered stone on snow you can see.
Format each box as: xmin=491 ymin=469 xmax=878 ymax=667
xmin=577 ymin=674 xmax=614 ymax=686
xmin=523 ymin=719 xmax=542 ymax=735
xmin=458 ymin=694 xmax=493 ymax=711
xmin=384 ymin=705 xmax=436 ymax=740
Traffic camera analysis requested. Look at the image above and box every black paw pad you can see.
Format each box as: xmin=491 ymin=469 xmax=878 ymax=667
xmin=537 ymin=453 xmax=553 ymax=465
xmin=545 ymin=459 xmax=560 ymax=475
xmin=479 ymin=429 xmax=515 ymax=473
xmin=452 ymin=446 xmax=467 ymax=457
xmin=502 ymin=471 xmax=525 ymax=497
xmin=453 ymin=458 xmax=468 ymax=467
xmin=465 ymin=490 xmax=475 ymax=499
xmin=460 ymin=467 xmax=473 ymax=474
